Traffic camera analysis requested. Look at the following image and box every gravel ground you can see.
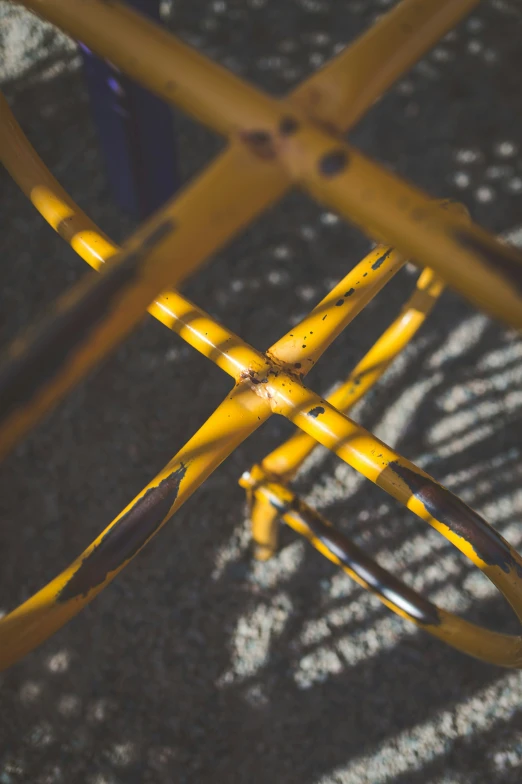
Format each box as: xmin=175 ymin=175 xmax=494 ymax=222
xmin=1 ymin=1 xmax=522 ymax=782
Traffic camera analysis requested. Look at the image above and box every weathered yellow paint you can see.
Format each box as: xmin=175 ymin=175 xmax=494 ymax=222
xmin=1 ymin=0 xmax=522 ymax=672
xmin=248 ymin=372 xmax=522 ymax=635
xmin=17 ymin=0 xmax=522 ymax=328
xmin=0 ymin=382 xmax=271 ymax=670
xmin=262 ymin=267 xmax=444 ymax=481
xmin=289 ymin=0 xmax=480 ymax=130
xmin=268 ymin=244 xmax=405 ymax=369
xmin=0 ymin=100 xmax=285 ymax=457
xmin=241 ymin=476 xmax=522 ymax=667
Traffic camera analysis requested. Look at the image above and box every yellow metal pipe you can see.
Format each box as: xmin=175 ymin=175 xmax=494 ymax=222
xmin=289 ymin=0 xmax=480 ymax=131
xmin=251 ymin=240 xmax=450 ymax=556
xmin=248 ymin=373 xmax=522 ymax=624
xmin=0 ymin=92 xmax=269 ymax=382
xmin=0 ymin=95 xmax=119 ymax=267
xmin=0 ymin=381 xmax=271 ymax=670
xmin=20 ymin=0 xmax=278 ymax=137
xmin=7 ymin=97 xmax=518 ymax=663
xmin=281 ymin=127 xmax=522 ymax=329
xmin=21 ymin=0 xmax=479 ymax=139
xmin=1 ymin=92 xmax=412 ymax=390
xmin=268 ymin=244 xmax=405 ymax=370
xmin=242 ymin=476 xmax=522 ymax=667
xmin=262 ymin=267 xmax=443 ymax=481
xmin=18 ymin=0 xmax=522 ymax=329
xmin=3 ymin=0 xmax=522 ymax=670
xmin=249 ymin=489 xmax=282 ymax=562
xmin=247 ymin=266 xmax=442 ymax=560
xmin=0 ymin=129 xmax=284 ymax=459
xmin=20 ymin=0 xmax=474 ymax=139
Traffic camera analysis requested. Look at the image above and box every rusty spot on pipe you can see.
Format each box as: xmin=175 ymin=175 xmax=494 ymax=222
xmin=58 ymin=463 xmax=187 ymax=601
xmin=390 ymin=461 xmax=522 ymax=577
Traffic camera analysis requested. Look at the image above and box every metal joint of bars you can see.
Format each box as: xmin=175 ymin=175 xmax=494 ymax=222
xmin=1 ymin=0 xmax=522 ymax=670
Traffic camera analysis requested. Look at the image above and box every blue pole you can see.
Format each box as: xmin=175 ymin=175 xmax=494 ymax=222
xmin=79 ymin=0 xmax=180 ymax=220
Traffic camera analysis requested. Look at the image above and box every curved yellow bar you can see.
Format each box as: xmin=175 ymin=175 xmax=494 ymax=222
xmin=0 ymin=93 xmax=404 ymax=383
xmin=0 ymin=381 xmax=271 ymax=670
xmin=250 ymin=374 xmax=522 ymax=633
xmin=262 ymin=268 xmax=444 ymax=481
xmin=241 ymin=475 xmax=522 ymax=668
xmin=17 ymin=0 xmax=522 ymax=329
xmin=2 ymin=0 xmax=522 ymax=674
xmin=0 ymin=129 xmax=284 ymax=459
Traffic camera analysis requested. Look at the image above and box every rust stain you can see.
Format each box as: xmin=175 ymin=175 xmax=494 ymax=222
xmin=58 ymin=464 xmax=187 ymax=601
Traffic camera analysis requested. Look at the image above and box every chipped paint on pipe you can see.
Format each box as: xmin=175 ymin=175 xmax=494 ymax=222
xmin=17 ymin=0 xmax=522 ymax=327
xmin=0 ymin=383 xmax=270 ymax=669
xmin=261 ymin=267 xmax=443 ymax=480
xmin=241 ymin=474 xmax=522 ymax=667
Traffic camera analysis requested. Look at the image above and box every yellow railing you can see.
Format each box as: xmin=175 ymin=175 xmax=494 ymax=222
xmin=1 ymin=0 xmax=522 ymax=670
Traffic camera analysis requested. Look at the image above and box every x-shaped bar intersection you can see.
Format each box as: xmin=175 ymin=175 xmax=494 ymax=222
xmin=1 ymin=0 xmax=522 ymax=669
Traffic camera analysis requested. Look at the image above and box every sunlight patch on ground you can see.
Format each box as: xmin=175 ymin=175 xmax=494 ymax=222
xmin=317 ymin=670 xmax=522 ymax=784
xmin=217 ymin=591 xmax=293 ymax=686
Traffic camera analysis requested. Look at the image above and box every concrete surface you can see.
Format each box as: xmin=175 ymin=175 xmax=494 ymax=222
xmin=1 ymin=1 xmax=522 ymax=782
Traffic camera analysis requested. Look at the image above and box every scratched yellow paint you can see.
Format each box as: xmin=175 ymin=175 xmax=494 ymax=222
xmin=17 ymin=0 xmax=522 ymax=328
xmin=241 ymin=477 xmax=522 ymax=667
xmin=262 ymin=268 xmax=444 ymax=482
xmin=1 ymin=0 xmax=522 ymax=671
xmin=0 ymin=384 xmax=271 ymax=669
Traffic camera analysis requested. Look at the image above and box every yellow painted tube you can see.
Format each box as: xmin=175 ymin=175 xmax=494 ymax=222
xmin=282 ymin=127 xmax=522 ymax=329
xmin=251 ymin=374 xmax=522 ymax=624
xmin=290 ymin=0 xmax=479 ymax=130
xmin=268 ymin=244 xmax=405 ymax=370
xmin=2 ymin=0 xmax=522 ymax=673
xmin=18 ymin=0 xmax=522 ymax=328
xmin=0 ymin=134 xmax=284 ymax=459
xmin=0 ymin=382 xmax=271 ymax=670
xmin=242 ymin=476 xmax=522 ymax=667
xmin=262 ymin=268 xmax=443 ymax=480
